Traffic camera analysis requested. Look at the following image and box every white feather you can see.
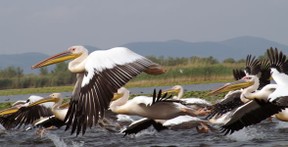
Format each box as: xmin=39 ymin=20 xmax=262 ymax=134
xmin=162 ymin=115 xmax=202 ymax=126
xmin=82 ymin=47 xmax=146 ymax=87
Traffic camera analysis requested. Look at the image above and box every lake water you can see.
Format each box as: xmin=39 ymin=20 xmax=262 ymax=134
xmin=1 ymin=83 xmax=288 ymax=146
xmin=0 ymin=119 xmax=288 ymax=146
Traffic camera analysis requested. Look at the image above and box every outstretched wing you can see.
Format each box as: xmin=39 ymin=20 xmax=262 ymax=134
xmin=220 ymin=99 xmax=286 ymax=135
xmin=232 ymin=69 xmax=246 ymax=80
xmin=65 ymin=47 xmax=164 ymax=135
xmin=122 ymin=118 xmax=167 ymax=136
xmin=0 ymin=105 xmax=53 ymax=129
xmin=206 ymin=90 xmax=243 ymax=119
xmin=244 ymin=54 xmax=260 ymax=75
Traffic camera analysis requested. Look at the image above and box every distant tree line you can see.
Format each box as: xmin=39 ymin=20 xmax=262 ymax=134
xmin=146 ymin=56 xmax=245 ymax=66
xmin=0 ymin=62 xmax=75 ymax=89
xmin=0 ymin=56 xmax=246 ymax=90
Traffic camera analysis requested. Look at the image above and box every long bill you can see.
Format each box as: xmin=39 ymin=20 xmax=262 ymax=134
xmin=207 ymin=79 xmax=254 ymax=96
xmin=0 ymin=107 xmax=19 ymax=116
xmin=31 ymin=50 xmax=81 ymax=69
xmin=162 ymin=88 xmax=180 ymax=96
xmin=28 ymin=97 xmax=60 ymax=107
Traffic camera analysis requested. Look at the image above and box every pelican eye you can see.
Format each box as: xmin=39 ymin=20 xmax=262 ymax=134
xmin=70 ymin=48 xmax=76 ymax=52
xmin=26 ymin=99 xmax=30 ymax=103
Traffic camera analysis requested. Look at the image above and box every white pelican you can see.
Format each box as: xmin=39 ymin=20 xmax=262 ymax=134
xmin=122 ymin=115 xmax=212 ymax=136
xmin=110 ymin=87 xmax=211 ymax=135
xmin=209 ymin=48 xmax=288 ymax=135
xmin=24 ymin=93 xmax=68 ymax=129
xmin=0 ymin=94 xmax=58 ymax=129
xmin=110 ymin=87 xmax=209 ymax=119
xmin=206 ymin=55 xmax=271 ymax=121
xmin=32 ymin=45 xmax=165 ymax=135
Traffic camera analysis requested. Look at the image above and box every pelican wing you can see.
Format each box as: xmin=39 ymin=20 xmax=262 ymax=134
xmin=122 ymin=118 xmax=167 ymax=136
xmin=258 ymin=59 xmax=271 ymax=90
xmin=150 ymin=89 xmax=181 ymax=106
xmin=272 ymin=96 xmax=288 ymax=107
xmin=267 ymin=47 xmax=288 ymax=74
xmin=244 ymin=54 xmax=260 ymax=75
xmin=0 ymin=114 xmax=19 ymax=129
xmin=0 ymin=105 xmax=53 ymax=129
xmin=220 ymin=99 xmax=286 ymax=135
xmin=206 ymin=91 xmax=243 ymax=119
xmin=65 ymin=47 xmax=163 ymax=135
xmin=232 ymin=69 xmax=246 ymax=80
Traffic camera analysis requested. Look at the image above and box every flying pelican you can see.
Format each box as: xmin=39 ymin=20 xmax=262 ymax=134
xmin=24 ymin=93 xmax=68 ymax=129
xmin=206 ymin=55 xmax=271 ymax=121
xmin=209 ymin=48 xmax=288 ymax=135
xmin=32 ymin=45 xmax=165 ymax=135
xmin=0 ymin=94 xmax=57 ymax=129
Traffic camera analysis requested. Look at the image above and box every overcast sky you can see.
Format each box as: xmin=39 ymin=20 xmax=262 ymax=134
xmin=0 ymin=0 xmax=287 ymax=54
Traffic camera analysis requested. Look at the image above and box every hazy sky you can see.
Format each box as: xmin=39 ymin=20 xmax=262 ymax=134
xmin=1 ymin=0 xmax=287 ymax=54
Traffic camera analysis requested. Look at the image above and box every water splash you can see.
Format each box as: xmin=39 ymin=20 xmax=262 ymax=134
xmin=46 ymin=133 xmax=68 ymax=147
xmin=275 ymin=121 xmax=288 ymax=129
xmin=45 ymin=133 xmax=84 ymax=147
xmin=227 ymin=127 xmax=265 ymax=141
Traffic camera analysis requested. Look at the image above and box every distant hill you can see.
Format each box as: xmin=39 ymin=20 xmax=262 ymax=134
xmin=0 ymin=52 xmax=51 ymax=74
xmin=1 ymin=36 xmax=288 ymax=73
xmin=121 ymin=36 xmax=288 ymax=60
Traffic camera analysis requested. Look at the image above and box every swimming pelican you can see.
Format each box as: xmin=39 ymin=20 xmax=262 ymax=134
xmin=110 ymin=87 xmax=209 ymax=119
xmin=122 ymin=115 xmax=212 ymax=136
xmin=162 ymin=85 xmax=212 ymax=106
xmin=209 ymin=48 xmax=288 ymax=134
xmin=111 ymin=88 xmax=211 ymax=136
xmin=32 ymin=45 xmax=165 ymax=135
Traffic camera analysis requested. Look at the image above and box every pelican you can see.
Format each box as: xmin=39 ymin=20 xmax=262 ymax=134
xmin=209 ymin=48 xmax=288 ymax=134
xmin=24 ymin=93 xmax=68 ymax=129
xmin=0 ymin=94 xmax=58 ymax=129
xmin=206 ymin=55 xmax=271 ymax=122
xmin=122 ymin=115 xmax=213 ymax=136
xmin=110 ymin=87 xmax=209 ymax=135
xmin=32 ymin=45 xmax=165 ymax=135
xmin=110 ymin=87 xmax=209 ymax=119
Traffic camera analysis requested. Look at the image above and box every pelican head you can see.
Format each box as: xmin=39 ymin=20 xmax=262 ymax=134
xmin=163 ymin=85 xmax=182 ymax=95
xmin=28 ymin=93 xmax=62 ymax=107
xmin=162 ymin=85 xmax=184 ymax=99
xmin=112 ymin=87 xmax=129 ymax=101
xmin=32 ymin=45 xmax=88 ymax=69
xmin=208 ymin=75 xmax=257 ymax=95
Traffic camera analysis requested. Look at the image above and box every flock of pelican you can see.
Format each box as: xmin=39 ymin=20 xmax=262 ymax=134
xmin=0 ymin=46 xmax=288 ymax=138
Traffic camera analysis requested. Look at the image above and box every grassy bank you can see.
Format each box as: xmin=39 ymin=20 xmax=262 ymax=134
xmin=0 ymin=86 xmax=73 ymax=96
xmin=0 ymin=75 xmax=232 ymax=96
